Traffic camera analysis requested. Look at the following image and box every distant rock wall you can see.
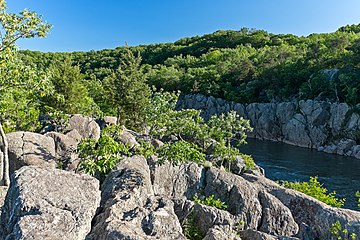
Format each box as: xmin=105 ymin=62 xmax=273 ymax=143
xmin=178 ymin=94 xmax=360 ymax=158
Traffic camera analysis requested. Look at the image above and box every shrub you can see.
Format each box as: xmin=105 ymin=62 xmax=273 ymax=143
xmin=158 ymin=140 xmax=205 ymax=166
xmin=280 ymin=176 xmax=345 ymax=208
xmin=77 ymin=126 xmax=131 ymax=178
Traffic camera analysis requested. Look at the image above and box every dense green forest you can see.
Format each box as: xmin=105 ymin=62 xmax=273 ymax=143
xmin=3 ymin=21 xmax=360 ymax=132
xmin=20 ymin=24 xmax=360 ymax=108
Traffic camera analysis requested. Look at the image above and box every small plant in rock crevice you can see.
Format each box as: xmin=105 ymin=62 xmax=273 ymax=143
xmin=193 ymin=194 xmax=228 ymax=210
xmin=329 ymin=220 xmax=357 ymax=240
xmin=182 ymin=212 xmax=204 ymax=240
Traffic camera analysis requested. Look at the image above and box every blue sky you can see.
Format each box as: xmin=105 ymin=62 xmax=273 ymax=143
xmin=7 ymin=0 xmax=360 ymax=52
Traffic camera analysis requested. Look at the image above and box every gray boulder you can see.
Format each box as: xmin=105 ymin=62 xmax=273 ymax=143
xmin=0 ymin=166 xmax=100 ymax=240
xmin=203 ymin=225 xmax=241 ymax=240
xmin=68 ymin=114 xmax=101 ymax=140
xmin=151 ymin=158 xmax=203 ymax=199
xmin=45 ymin=131 xmax=80 ymax=170
xmin=88 ymin=155 xmax=185 ymax=240
xmin=118 ymin=128 xmax=139 ymax=148
xmin=4 ymin=131 xmax=56 ymax=173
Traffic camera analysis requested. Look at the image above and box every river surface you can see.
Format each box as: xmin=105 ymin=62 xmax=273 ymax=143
xmin=239 ymin=138 xmax=360 ymax=210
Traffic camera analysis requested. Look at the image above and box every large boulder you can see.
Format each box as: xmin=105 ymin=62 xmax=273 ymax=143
xmin=150 ymin=158 xmax=204 ymax=199
xmin=68 ymin=114 xmax=101 ymax=140
xmin=4 ymin=131 xmax=56 ymax=173
xmin=0 ymin=166 xmax=100 ymax=240
xmin=88 ymin=155 xmax=186 ymax=240
xmin=45 ymin=131 xmax=80 ymax=170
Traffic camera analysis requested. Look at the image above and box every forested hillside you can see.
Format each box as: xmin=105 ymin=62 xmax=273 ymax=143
xmin=21 ymin=24 xmax=360 ymax=106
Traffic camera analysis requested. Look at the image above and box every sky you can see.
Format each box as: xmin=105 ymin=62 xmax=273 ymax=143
xmin=7 ymin=0 xmax=360 ymax=52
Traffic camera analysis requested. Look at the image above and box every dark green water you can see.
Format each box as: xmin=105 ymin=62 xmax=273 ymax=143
xmin=239 ymin=138 xmax=360 ymax=210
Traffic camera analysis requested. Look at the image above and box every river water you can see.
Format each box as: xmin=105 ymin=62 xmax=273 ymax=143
xmin=239 ymin=138 xmax=360 ymax=210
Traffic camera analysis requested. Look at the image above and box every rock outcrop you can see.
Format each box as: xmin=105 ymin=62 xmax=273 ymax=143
xmin=0 ymin=166 xmax=100 ymax=240
xmin=2 ymin=131 xmax=56 ymax=173
xmin=67 ymin=114 xmax=101 ymax=140
xmin=87 ymin=155 xmax=186 ymax=240
xmin=1 ymin=117 xmax=360 ymax=239
xmin=179 ymin=94 xmax=360 ymax=158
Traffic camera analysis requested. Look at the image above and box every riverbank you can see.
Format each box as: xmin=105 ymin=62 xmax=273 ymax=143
xmin=240 ymin=138 xmax=360 ymax=210
xmin=179 ymin=94 xmax=360 ymax=159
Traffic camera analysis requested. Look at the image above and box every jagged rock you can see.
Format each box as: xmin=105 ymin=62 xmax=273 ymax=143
xmin=174 ymin=199 xmax=240 ymax=236
xmin=66 ymin=129 xmax=83 ymax=143
xmin=203 ymin=225 xmax=241 ymax=240
xmin=283 ymin=114 xmax=311 ymax=148
xmin=322 ymin=144 xmax=338 ymax=154
xmin=68 ymin=114 xmax=101 ymax=140
xmin=267 ymin=179 xmax=360 ymax=239
xmin=45 ymin=131 xmax=78 ymax=154
xmin=178 ymin=94 xmax=360 ymax=155
xmin=88 ymin=155 xmax=185 ymax=240
xmin=346 ymin=113 xmax=360 ymax=132
xmin=151 ymin=158 xmax=203 ymax=199
xmin=258 ymin=191 xmax=298 ymax=236
xmin=0 ymin=166 xmax=100 ymax=240
xmin=0 ymin=186 xmax=8 ymax=210
xmin=4 ymin=131 xmax=56 ymax=173
xmin=276 ymin=102 xmax=296 ymax=125
xmin=299 ymin=100 xmax=330 ymax=127
xmin=336 ymin=139 xmax=356 ymax=155
xmin=118 ymin=128 xmax=139 ymax=148
xmin=45 ymin=131 xmax=80 ymax=170
xmin=240 ymin=229 xmax=277 ymax=240
xmin=329 ymin=103 xmax=349 ymax=135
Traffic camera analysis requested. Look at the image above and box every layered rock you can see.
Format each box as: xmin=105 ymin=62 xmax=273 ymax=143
xmin=179 ymin=94 xmax=360 ymax=158
xmin=0 ymin=166 xmax=100 ymax=240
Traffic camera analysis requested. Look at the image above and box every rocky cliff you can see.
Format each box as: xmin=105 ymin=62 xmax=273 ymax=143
xmin=0 ymin=114 xmax=360 ymax=240
xmin=179 ymin=94 xmax=360 ymax=158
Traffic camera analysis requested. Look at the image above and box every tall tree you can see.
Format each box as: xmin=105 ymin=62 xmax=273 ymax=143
xmin=104 ymin=48 xmax=150 ymax=130
xmin=0 ymin=0 xmax=52 ymax=186
xmin=43 ymin=57 xmax=100 ymax=116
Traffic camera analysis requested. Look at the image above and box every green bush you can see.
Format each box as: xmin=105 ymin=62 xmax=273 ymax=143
xmin=240 ymin=153 xmax=255 ymax=170
xmin=77 ymin=126 xmax=131 ymax=178
xmin=193 ymin=194 xmax=228 ymax=210
xmin=158 ymin=140 xmax=205 ymax=166
xmin=280 ymin=176 xmax=345 ymax=208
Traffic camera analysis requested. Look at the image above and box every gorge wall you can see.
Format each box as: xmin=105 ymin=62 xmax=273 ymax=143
xmin=179 ymin=94 xmax=360 ymax=159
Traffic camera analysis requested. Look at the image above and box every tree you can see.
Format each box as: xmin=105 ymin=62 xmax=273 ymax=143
xmin=43 ymin=57 xmax=100 ymax=116
xmin=0 ymin=0 xmax=52 ymax=186
xmin=104 ymin=48 xmax=150 ymax=130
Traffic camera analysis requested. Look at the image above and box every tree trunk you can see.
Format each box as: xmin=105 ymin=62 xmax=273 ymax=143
xmin=0 ymin=121 xmax=9 ymax=186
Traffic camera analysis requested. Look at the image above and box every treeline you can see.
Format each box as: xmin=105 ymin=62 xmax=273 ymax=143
xmin=18 ymin=24 xmax=360 ymax=119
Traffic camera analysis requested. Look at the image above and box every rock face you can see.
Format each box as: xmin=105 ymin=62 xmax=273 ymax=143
xmin=0 ymin=166 xmax=100 ymax=240
xmin=3 ymin=131 xmax=56 ymax=173
xmin=68 ymin=114 xmax=101 ymax=140
xmin=87 ymin=155 xmax=186 ymax=240
xmin=179 ymin=94 xmax=360 ymax=158
xmin=45 ymin=131 xmax=80 ymax=170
